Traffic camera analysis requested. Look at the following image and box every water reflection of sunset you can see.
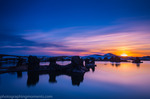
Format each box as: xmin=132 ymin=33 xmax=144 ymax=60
xmin=86 ymin=61 xmax=150 ymax=86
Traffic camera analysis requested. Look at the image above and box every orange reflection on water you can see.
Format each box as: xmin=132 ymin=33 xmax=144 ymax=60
xmin=85 ymin=61 xmax=150 ymax=88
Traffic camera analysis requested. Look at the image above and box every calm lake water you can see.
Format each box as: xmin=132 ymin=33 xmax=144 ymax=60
xmin=0 ymin=61 xmax=150 ymax=99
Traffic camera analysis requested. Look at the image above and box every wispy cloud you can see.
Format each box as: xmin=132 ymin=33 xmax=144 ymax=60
xmin=1 ymin=20 xmax=150 ymax=56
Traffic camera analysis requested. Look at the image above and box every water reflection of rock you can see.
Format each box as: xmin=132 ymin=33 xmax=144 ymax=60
xmin=27 ymin=71 xmax=39 ymax=87
xmin=132 ymin=63 xmax=141 ymax=67
xmin=71 ymin=73 xmax=84 ymax=86
xmin=111 ymin=62 xmax=121 ymax=67
xmin=0 ymin=62 xmax=2 ymax=67
xmin=49 ymin=73 xmax=57 ymax=83
xmin=27 ymin=71 xmax=85 ymax=87
xmin=86 ymin=66 xmax=95 ymax=72
xmin=17 ymin=71 xmax=22 ymax=78
xmin=136 ymin=63 xmax=140 ymax=67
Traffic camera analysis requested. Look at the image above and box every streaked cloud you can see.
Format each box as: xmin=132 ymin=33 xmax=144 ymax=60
xmin=0 ymin=19 xmax=150 ymax=56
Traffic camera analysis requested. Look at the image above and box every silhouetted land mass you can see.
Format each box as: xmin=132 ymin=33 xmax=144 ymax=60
xmin=0 ymin=53 xmax=148 ymax=74
xmin=0 ymin=55 xmax=96 ymax=86
xmin=0 ymin=55 xmax=96 ymax=87
xmin=0 ymin=53 xmax=150 ymax=63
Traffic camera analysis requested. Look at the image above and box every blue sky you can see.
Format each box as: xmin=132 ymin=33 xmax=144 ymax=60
xmin=0 ymin=0 xmax=150 ymax=56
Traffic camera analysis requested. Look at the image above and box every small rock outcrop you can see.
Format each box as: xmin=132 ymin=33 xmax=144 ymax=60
xmin=49 ymin=57 xmax=57 ymax=66
xmin=28 ymin=56 xmax=40 ymax=70
xmin=71 ymin=56 xmax=84 ymax=70
xmin=85 ymin=58 xmax=95 ymax=66
xmin=85 ymin=58 xmax=96 ymax=71
xmin=110 ymin=56 xmax=121 ymax=62
xmin=16 ymin=57 xmax=23 ymax=67
xmin=132 ymin=57 xmax=143 ymax=63
xmin=27 ymin=55 xmax=93 ymax=74
xmin=48 ymin=56 xmax=87 ymax=73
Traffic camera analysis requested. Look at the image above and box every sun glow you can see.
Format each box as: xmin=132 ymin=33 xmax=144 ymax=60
xmin=121 ymin=53 xmax=128 ymax=56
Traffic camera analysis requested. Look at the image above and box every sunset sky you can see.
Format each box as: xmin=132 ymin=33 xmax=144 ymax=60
xmin=0 ymin=0 xmax=150 ymax=56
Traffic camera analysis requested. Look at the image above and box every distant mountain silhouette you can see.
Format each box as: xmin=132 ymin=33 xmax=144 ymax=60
xmin=104 ymin=53 xmax=117 ymax=57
